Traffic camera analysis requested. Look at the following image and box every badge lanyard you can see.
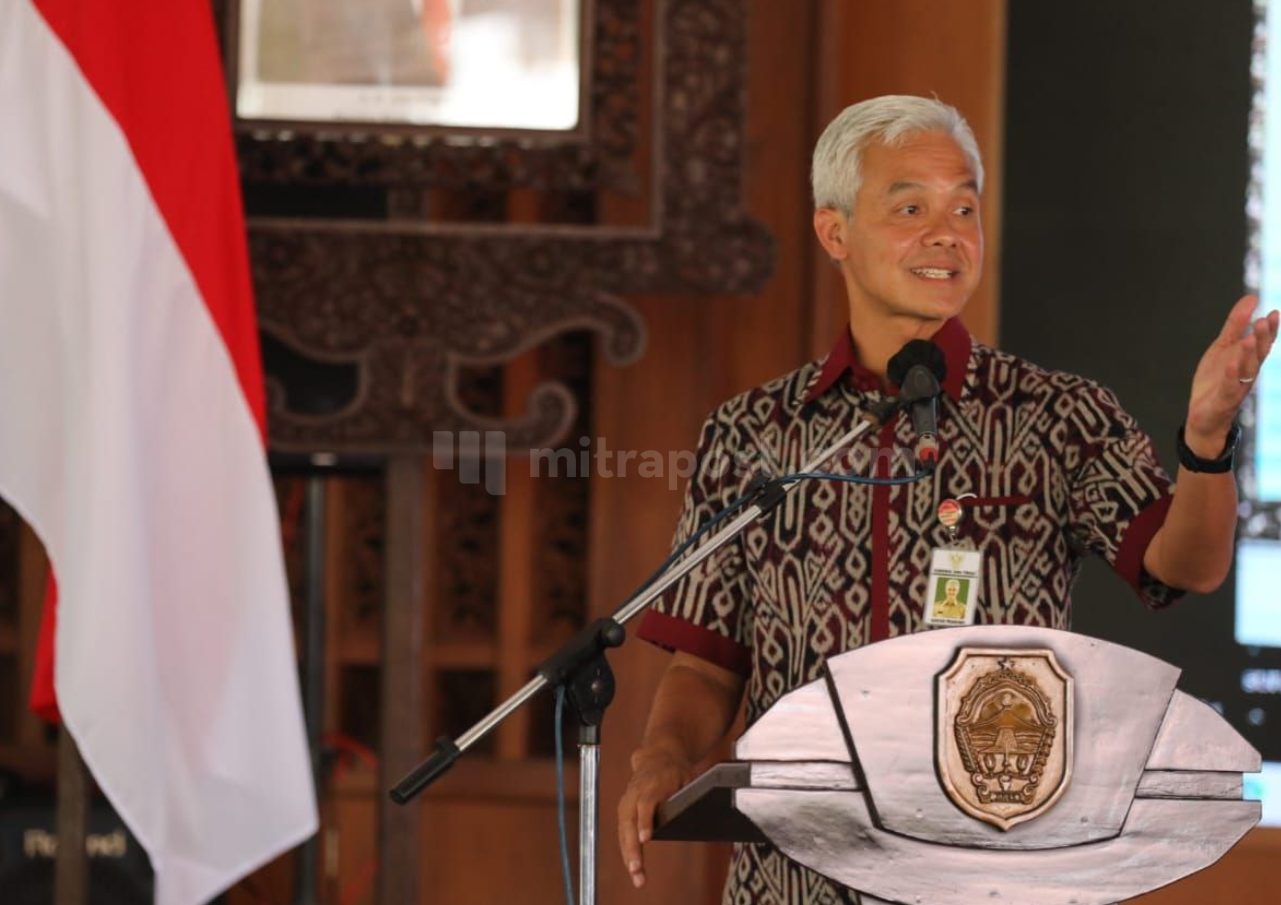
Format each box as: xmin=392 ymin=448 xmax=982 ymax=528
xmin=924 ymin=493 xmax=982 ymax=628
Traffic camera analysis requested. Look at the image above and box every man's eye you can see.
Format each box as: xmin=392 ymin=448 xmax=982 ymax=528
xmin=955 ymin=206 xmax=974 ymax=216
xmin=901 ymin=205 xmax=920 ymax=215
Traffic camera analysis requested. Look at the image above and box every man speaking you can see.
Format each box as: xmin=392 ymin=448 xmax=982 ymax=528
xmin=616 ymin=95 xmax=1278 ymax=903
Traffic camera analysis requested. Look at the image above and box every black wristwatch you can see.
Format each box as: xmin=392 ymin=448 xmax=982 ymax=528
xmin=1176 ymin=422 xmax=1241 ymax=474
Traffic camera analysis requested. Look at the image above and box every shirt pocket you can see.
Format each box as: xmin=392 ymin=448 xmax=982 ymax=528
xmin=955 ymin=490 xmax=1039 ymax=539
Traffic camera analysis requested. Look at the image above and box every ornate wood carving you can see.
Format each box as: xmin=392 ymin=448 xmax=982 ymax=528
xmin=434 ymin=477 xmax=500 ymax=641
xmin=221 ymin=0 xmax=773 ymax=454
xmin=339 ymin=476 xmax=388 ymax=635
xmin=531 ymin=335 xmax=592 ymax=645
xmin=435 ymin=670 xmax=498 ymax=754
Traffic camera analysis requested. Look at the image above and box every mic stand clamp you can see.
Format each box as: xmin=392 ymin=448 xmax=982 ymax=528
xmin=533 ymin=617 xmax=626 ymax=905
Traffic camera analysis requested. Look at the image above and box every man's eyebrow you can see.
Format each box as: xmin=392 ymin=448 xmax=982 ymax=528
xmin=885 ymin=179 xmax=980 ymax=195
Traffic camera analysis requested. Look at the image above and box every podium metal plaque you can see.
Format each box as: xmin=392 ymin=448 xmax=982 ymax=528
xmin=938 ymin=648 xmax=1073 ymax=830
xmin=654 ymin=627 xmax=1261 ymax=905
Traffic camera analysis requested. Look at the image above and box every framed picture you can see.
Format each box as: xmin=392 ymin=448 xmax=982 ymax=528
xmin=232 ymin=0 xmax=585 ymax=132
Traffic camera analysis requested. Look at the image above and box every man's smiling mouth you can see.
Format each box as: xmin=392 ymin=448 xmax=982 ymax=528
xmin=911 ymin=267 xmax=957 ymax=280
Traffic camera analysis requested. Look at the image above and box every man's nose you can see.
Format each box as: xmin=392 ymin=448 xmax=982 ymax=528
xmin=922 ymin=215 xmax=959 ymax=247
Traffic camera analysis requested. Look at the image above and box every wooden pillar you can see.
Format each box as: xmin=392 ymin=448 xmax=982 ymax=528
xmin=378 ymin=457 xmax=430 ymax=905
xmin=55 ymin=726 xmax=89 ymax=905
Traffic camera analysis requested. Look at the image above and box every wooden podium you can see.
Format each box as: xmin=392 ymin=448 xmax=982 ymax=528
xmin=654 ymin=626 xmax=1261 ymax=905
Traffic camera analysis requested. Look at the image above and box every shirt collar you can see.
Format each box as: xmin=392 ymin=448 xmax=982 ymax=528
xmin=803 ymin=316 xmax=971 ymax=404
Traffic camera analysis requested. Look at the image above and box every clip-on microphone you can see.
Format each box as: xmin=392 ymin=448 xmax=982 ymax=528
xmin=887 ymin=340 xmax=947 ymax=473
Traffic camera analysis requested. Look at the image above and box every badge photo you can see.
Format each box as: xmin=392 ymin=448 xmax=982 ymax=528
xmin=924 ymin=547 xmax=982 ymax=627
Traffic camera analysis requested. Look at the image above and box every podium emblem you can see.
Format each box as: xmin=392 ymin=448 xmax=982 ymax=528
xmin=937 ymin=648 xmax=1074 ymax=830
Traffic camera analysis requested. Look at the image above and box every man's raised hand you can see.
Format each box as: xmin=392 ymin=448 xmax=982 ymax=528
xmin=1185 ymin=294 xmax=1279 ymax=457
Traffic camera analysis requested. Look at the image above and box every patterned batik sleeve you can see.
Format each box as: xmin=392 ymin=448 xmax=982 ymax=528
xmin=1064 ymin=382 xmax=1185 ymax=609
xmin=635 ymin=408 xmax=755 ymax=675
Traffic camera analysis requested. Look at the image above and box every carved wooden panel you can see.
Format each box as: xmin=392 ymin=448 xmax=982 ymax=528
xmin=530 ymin=333 xmax=593 ymax=647
xmin=434 ymin=477 xmax=501 ymax=642
xmin=336 ymin=476 xmax=388 ymax=639
xmin=217 ymin=0 xmax=773 ymax=453
xmin=214 ymin=2 xmax=770 ymax=901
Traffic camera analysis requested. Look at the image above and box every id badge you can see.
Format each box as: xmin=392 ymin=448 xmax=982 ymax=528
xmin=924 ymin=546 xmax=982 ymax=627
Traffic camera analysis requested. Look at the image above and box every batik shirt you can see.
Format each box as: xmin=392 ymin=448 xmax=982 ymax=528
xmin=636 ymin=317 xmax=1182 ymax=905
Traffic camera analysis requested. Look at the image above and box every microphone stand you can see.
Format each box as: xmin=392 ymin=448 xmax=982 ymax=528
xmin=389 ymin=409 xmax=888 ymax=905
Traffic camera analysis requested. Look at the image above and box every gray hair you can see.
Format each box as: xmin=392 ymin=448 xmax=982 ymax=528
xmin=811 ymin=95 xmax=984 ymax=213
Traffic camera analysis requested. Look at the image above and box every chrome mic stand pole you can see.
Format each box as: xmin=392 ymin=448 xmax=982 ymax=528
xmin=390 ymin=413 xmax=883 ymax=903
xmin=578 ymin=725 xmax=599 ymax=905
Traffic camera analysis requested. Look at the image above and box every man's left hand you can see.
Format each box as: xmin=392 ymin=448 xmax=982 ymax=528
xmin=1185 ymin=295 xmax=1280 ymax=457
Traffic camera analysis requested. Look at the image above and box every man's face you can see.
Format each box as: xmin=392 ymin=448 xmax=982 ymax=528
xmin=945 ymin=580 xmax=960 ymax=602
xmin=823 ymin=130 xmax=984 ymax=323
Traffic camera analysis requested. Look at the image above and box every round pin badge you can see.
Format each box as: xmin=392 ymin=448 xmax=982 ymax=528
xmin=937 ymin=498 xmax=963 ymax=529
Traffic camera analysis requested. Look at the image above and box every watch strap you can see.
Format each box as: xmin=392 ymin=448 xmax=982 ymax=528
xmin=1176 ymin=422 xmax=1240 ymax=474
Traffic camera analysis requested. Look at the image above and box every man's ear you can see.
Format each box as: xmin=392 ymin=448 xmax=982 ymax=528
xmin=813 ymin=207 xmax=849 ymax=261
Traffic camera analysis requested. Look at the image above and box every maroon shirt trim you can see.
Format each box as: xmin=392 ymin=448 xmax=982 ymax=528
xmin=1113 ymin=494 xmax=1175 ymax=601
xmin=804 ymin=317 xmax=971 ymax=404
xmin=871 ymin=420 xmax=896 ymax=642
xmin=635 ymin=609 xmax=753 ymax=676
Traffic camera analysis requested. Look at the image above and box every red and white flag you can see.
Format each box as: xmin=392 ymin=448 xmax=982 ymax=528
xmin=0 ymin=1 xmax=318 ymax=902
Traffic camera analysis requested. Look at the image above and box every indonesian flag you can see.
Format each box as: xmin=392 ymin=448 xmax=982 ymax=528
xmin=0 ymin=1 xmax=318 ymax=903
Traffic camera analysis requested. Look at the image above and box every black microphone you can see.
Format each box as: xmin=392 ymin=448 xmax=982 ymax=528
xmin=887 ymin=340 xmax=947 ymax=472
